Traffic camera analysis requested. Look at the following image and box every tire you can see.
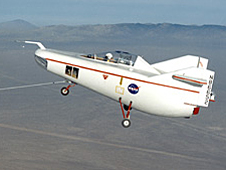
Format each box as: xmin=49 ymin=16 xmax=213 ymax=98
xmin=61 ymin=87 xmax=69 ymax=96
xmin=122 ymin=119 xmax=131 ymax=128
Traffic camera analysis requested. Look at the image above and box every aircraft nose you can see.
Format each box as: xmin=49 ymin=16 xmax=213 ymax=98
xmin=35 ymin=55 xmax=48 ymax=69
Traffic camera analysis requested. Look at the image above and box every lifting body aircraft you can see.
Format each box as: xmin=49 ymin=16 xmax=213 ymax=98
xmin=24 ymin=41 xmax=215 ymax=128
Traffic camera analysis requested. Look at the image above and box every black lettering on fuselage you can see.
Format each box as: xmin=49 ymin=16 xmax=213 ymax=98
xmin=205 ymin=75 xmax=214 ymax=105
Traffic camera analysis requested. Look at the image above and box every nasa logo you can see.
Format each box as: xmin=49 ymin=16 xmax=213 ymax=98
xmin=128 ymin=83 xmax=139 ymax=94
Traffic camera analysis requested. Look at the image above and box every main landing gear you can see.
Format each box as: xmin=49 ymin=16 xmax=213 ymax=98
xmin=119 ymin=97 xmax=133 ymax=128
xmin=60 ymin=85 xmax=133 ymax=128
xmin=61 ymin=82 xmax=76 ymax=96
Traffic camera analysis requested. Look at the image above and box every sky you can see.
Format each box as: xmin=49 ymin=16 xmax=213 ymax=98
xmin=0 ymin=0 xmax=226 ymax=26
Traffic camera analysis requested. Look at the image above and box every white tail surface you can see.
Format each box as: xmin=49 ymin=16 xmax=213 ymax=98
xmin=150 ymin=55 xmax=209 ymax=73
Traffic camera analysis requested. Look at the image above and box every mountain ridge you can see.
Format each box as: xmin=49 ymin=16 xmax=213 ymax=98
xmin=0 ymin=19 xmax=37 ymax=31
xmin=1 ymin=19 xmax=226 ymax=32
xmin=1 ymin=19 xmax=226 ymax=57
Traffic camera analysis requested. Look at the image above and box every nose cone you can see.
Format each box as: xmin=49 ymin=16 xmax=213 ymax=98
xmin=35 ymin=54 xmax=48 ymax=69
xmin=34 ymin=49 xmax=48 ymax=69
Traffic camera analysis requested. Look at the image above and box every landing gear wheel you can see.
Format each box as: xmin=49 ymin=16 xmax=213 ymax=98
xmin=122 ymin=119 xmax=131 ymax=128
xmin=61 ymin=87 xmax=69 ymax=96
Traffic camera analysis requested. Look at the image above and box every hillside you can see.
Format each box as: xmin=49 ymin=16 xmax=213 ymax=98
xmin=0 ymin=19 xmax=37 ymax=31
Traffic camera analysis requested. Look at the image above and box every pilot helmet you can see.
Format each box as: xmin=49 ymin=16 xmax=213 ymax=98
xmin=105 ymin=53 xmax=113 ymax=59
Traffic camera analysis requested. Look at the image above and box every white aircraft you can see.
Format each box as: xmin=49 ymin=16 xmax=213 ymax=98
xmin=22 ymin=41 xmax=215 ymax=128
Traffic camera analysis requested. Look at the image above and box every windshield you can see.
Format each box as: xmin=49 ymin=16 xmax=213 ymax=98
xmin=86 ymin=51 xmax=138 ymax=66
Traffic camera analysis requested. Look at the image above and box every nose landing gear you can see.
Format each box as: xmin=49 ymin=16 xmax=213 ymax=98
xmin=119 ymin=98 xmax=133 ymax=128
xmin=61 ymin=82 xmax=76 ymax=96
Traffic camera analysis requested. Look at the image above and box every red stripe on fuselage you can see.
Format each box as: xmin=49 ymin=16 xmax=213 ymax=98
xmin=46 ymin=58 xmax=200 ymax=94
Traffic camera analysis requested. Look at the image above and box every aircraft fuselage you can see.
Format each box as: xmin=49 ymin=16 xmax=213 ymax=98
xmin=34 ymin=48 xmax=214 ymax=119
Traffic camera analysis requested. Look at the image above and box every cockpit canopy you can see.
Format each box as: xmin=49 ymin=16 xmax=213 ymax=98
xmin=86 ymin=51 xmax=139 ymax=66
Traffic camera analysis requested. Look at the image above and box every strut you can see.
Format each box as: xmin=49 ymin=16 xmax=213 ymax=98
xmin=119 ymin=97 xmax=132 ymax=128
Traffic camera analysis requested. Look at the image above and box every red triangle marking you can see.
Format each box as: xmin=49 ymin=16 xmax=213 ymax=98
xmin=103 ymin=74 xmax=108 ymax=80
